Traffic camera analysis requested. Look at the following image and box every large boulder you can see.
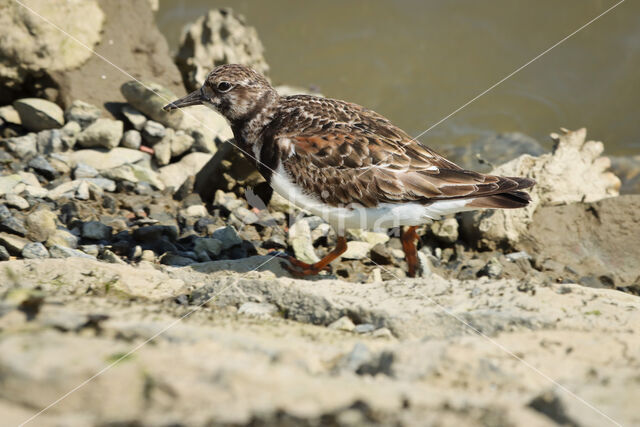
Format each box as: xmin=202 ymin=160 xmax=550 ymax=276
xmin=175 ymin=8 xmax=270 ymax=91
xmin=461 ymin=128 xmax=620 ymax=249
xmin=0 ymin=0 xmax=104 ymax=104
xmin=50 ymin=0 xmax=185 ymax=113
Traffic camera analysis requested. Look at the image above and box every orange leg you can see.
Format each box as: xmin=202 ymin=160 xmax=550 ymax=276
xmin=282 ymin=236 xmax=348 ymax=277
xmin=401 ymin=226 xmax=420 ymax=278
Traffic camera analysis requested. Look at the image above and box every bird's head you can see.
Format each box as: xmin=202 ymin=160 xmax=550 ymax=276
xmin=163 ymin=64 xmax=278 ymax=124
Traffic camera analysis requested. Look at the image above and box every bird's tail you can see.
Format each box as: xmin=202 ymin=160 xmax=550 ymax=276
xmin=466 ymin=177 xmax=535 ymax=209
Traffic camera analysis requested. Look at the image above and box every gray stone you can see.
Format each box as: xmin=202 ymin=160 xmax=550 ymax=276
xmin=0 ymin=245 xmax=9 ymax=261
xmin=85 ymin=178 xmax=116 ymax=192
xmin=238 ymin=302 xmax=279 ymax=318
xmin=13 ymin=98 xmax=64 ymax=131
xmin=158 ymin=152 xmax=213 ymax=191
xmin=121 ymin=129 xmax=142 ymax=150
xmin=4 ymin=134 xmax=37 ymax=159
xmin=170 ymin=131 xmax=194 ymax=157
xmin=175 ymin=8 xmax=269 ymax=91
xmin=79 ymin=244 xmax=100 ymax=257
xmin=101 ymin=249 xmax=125 ymax=264
xmin=76 ymin=118 xmax=123 ymax=149
xmin=28 ymin=155 xmax=58 ymax=181
xmin=0 ymin=105 xmax=21 ymax=125
xmin=74 ymin=163 xmax=99 ymax=179
xmin=36 ymin=129 xmax=64 ymax=154
xmin=120 ymin=104 xmax=147 ymax=131
xmin=60 ymin=121 xmax=82 ymax=150
xmin=342 ymin=241 xmax=372 ymax=260
xmin=142 ymin=120 xmax=166 ymax=145
xmin=21 ymin=242 xmax=49 ymax=259
xmin=49 ymin=244 xmax=95 ymax=259
xmin=153 ymin=138 xmax=172 ymax=166
xmin=0 ymin=175 xmax=22 ymax=197
xmin=160 ymin=253 xmax=194 ymax=267
xmin=194 ymin=237 xmax=223 ymax=259
xmin=478 ymin=258 xmax=503 ymax=279
xmin=212 ymin=226 xmax=242 ymax=250
xmin=120 ymin=81 xmax=184 ymax=129
xmin=353 ymin=324 xmax=376 ymax=334
xmin=82 ymin=221 xmax=112 ymax=241
xmin=0 ymin=216 xmax=26 ymax=237
xmin=5 ymin=194 xmax=29 ymax=210
xmin=64 ymin=100 xmax=101 ymax=128
xmin=75 ymin=181 xmax=90 ymax=200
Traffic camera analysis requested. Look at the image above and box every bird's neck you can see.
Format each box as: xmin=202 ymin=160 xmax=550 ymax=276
xmin=230 ymin=90 xmax=279 ymax=150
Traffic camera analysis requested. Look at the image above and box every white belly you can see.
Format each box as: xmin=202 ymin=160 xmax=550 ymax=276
xmin=270 ymin=164 xmax=473 ymax=233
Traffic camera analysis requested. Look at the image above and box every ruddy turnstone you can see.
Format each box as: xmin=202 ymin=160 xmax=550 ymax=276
xmin=164 ymin=64 xmax=535 ymax=277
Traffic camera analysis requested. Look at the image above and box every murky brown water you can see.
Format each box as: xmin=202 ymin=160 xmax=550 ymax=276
xmin=157 ymin=0 xmax=639 ymax=155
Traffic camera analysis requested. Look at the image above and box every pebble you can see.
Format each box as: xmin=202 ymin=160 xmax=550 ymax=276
xmin=4 ymin=134 xmax=37 ymax=159
xmin=5 ymin=194 xmax=29 ymax=210
xmin=170 ymin=130 xmax=194 ymax=157
xmin=369 ymin=244 xmax=393 ymax=265
xmin=121 ymin=129 xmax=142 ymax=149
xmin=142 ymin=120 xmax=166 ymax=145
xmin=153 ymin=138 xmax=172 ymax=165
xmin=372 ymin=328 xmax=394 ymax=339
xmin=478 ymin=257 xmax=503 ymax=279
xmin=193 ymin=237 xmax=223 ymax=259
xmin=342 ymin=241 xmax=372 ymax=260
xmin=28 ymin=155 xmax=58 ymax=180
xmin=262 ymin=234 xmax=287 ymax=250
xmin=0 ymin=245 xmax=10 ymax=261
xmin=22 ymin=242 xmax=49 ymax=259
xmin=506 ymin=251 xmax=532 ymax=262
xmin=74 ymin=163 xmax=99 ymax=179
xmin=160 ymin=252 xmax=194 ymax=267
xmin=36 ymin=129 xmax=64 ymax=154
xmin=140 ymin=249 xmax=155 ymax=262
xmin=82 ymin=221 xmax=112 ymax=240
xmin=353 ymin=323 xmax=376 ymax=334
xmin=69 ymin=148 xmax=149 ymax=171
xmin=13 ymin=98 xmax=64 ymax=131
xmin=46 ymin=229 xmax=78 ymax=248
xmin=120 ymin=80 xmax=184 ymax=129
xmin=182 ymin=204 xmax=208 ymax=218
xmin=101 ymin=249 xmax=125 ymax=264
xmin=76 ymin=118 xmax=124 ymax=149
xmin=0 ymin=105 xmax=21 ymax=125
xmin=49 ymin=244 xmax=95 ymax=259
xmin=0 ymin=232 xmax=30 ymax=254
xmin=237 ymin=302 xmax=279 ymax=318
xmin=79 ymin=244 xmax=100 ymax=256
xmin=25 ymin=209 xmax=58 ymax=242
xmin=288 ymin=219 xmax=319 ymax=264
xmin=64 ymin=100 xmax=101 ymax=128
xmin=431 ymin=217 xmax=459 ymax=244
xmin=75 ymin=180 xmax=90 ymax=200
xmin=0 ymin=216 xmax=27 ymax=237
xmin=212 ymin=226 xmax=242 ymax=250
xmin=328 ymin=316 xmax=356 ymax=332
xmin=120 ymin=104 xmax=147 ymax=130
xmin=60 ymin=121 xmax=82 ymax=149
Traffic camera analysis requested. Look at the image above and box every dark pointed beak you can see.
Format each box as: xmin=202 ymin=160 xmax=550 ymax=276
xmin=163 ymin=88 xmax=205 ymax=111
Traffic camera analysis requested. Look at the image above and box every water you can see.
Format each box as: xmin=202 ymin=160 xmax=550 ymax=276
xmin=157 ymin=0 xmax=640 ymax=155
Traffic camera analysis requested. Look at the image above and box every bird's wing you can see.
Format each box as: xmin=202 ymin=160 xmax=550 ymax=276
xmin=272 ymin=96 xmax=527 ymax=207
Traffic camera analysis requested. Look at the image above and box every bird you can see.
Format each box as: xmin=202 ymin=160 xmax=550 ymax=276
xmin=164 ymin=64 xmax=535 ymax=277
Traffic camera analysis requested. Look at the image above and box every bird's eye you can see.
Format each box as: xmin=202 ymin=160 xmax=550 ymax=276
xmin=217 ymin=81 xmax=232 ymax=92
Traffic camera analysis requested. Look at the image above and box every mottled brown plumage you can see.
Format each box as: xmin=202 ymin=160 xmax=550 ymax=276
xmin=164 ymin=64 xmax=535 ymax=277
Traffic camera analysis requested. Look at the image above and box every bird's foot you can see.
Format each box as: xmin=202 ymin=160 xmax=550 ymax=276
xmin=280 ymin=256 xmax=331 ymax=277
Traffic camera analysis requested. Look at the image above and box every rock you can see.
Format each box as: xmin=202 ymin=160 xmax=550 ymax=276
xmin=130 ymin=164 xmax=165 ymax=190
xmin=101 ymin=165 xmax=139 ymax=184
xmin=36 ymin=129 xmax=64 ymax=154
xmin=0 ymin=174 xmax=22 ymax=197
xmin=0 ymin=245 xmax=9 ymax=261
xmin=610 ymin=155 xmax=640 ymax=195
xmin=46 ymin=229 xmax=78 ymax=249
xmin=347 ymin=230 xmax=389 ymax=246
xmin=75 ymin=180 xmax=90 ymax=200
xmin=27 ymin=156 xmax=58 ymax=181
xmin=170 ymin=131 xmax=194 ymax=157
xmin=51 ymin=0 xmax=184 ymax=113
xmin=160 ymin=253 xmax=194 ymax=267
xmin=25 ymin=208 xmax=58 ymax=242
xmin=141 ymin=120 xmax=166 ymax=145
xmin=0 ymin=0 xmax=103 ymax=103
xmin=21 ymin=242 xmax=49 ymax=259
xmin=328 ymin=316 xmax=356 ymax=332
xmin=121 ymin=130 xmax=142 ymax=150
xmin=59 ymin=121 xmax=82 ymax=150
xmin=194 ymin=238 xmax=223 ymax=260
xmin=288 ymin=219 xmax=319 ymax=264
xmin=0 ymin=216 xmax=26 ymax=237
xmin=120 ymin=104 xmax=147 ymax=131
xmin=342 ymin=241 xmax=372 ymax=260
xmin=369 ymin=244 xmax=393 ymax=265
xmin=159 ymin=152 xmax=213 ymax=192
xmin=462 ymin=129 xmax=621 ymax=249
xmin=69 ymin=148 xmax=149 ymax=171
xmin=101 ymin=249 xmax=125 ymax=265
xmin=76 ymin=118 xmax=123 ymax=149
xmin=175 ymin=8 xmax=269 ymax=91
xmin=477 ymin=258 xmax=503 ymax=279
xmin=74 ymin=163 xmax=99 ymax=179
xmin=0 ymin=105 xmax=21 ymax=125
xmin=49 ymin=244 xmax=95 ymax=259
xmin=4 ymin=134 xmax=37 ymax=159
xmin=211 ymin=226 xmax=242 ymax=250
xmin=262 ymin=234 xmax=287 ymax=250
xmin=0 ymin=232 xmax=29 ymax=254
xmin=237 ymin=302 xmax=279 ymax=318
xmin=4 ymin=194 xmax=29 ymax=210
xmin=153 ymin=138 xmax=172 ymax=166
xmin=353 ymin=323 xmax=376 ymax=334
xmin=121 ymin=81 xmax=183 ymax=129
xmin=194 ymin=140 xmax=264 ymax=203
xmin=431 ymin=217 xmax=459 ymax=244
xmin=12 ymin=98 xmax=64 ymax=131
xmin=82 ymin=221 xmax=112 ymax=241
xmin=140 ymin=249 xmax=155 ymax=262
xmin=64 ymin=100 xmax=101 ymax=128
xmin=182 ymin=205 xmax=208 ymax=218
xmin=520 ymin=195 xmax=640 ymax=290
xmin=442 ymin=132 xmax=546 ymax=173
